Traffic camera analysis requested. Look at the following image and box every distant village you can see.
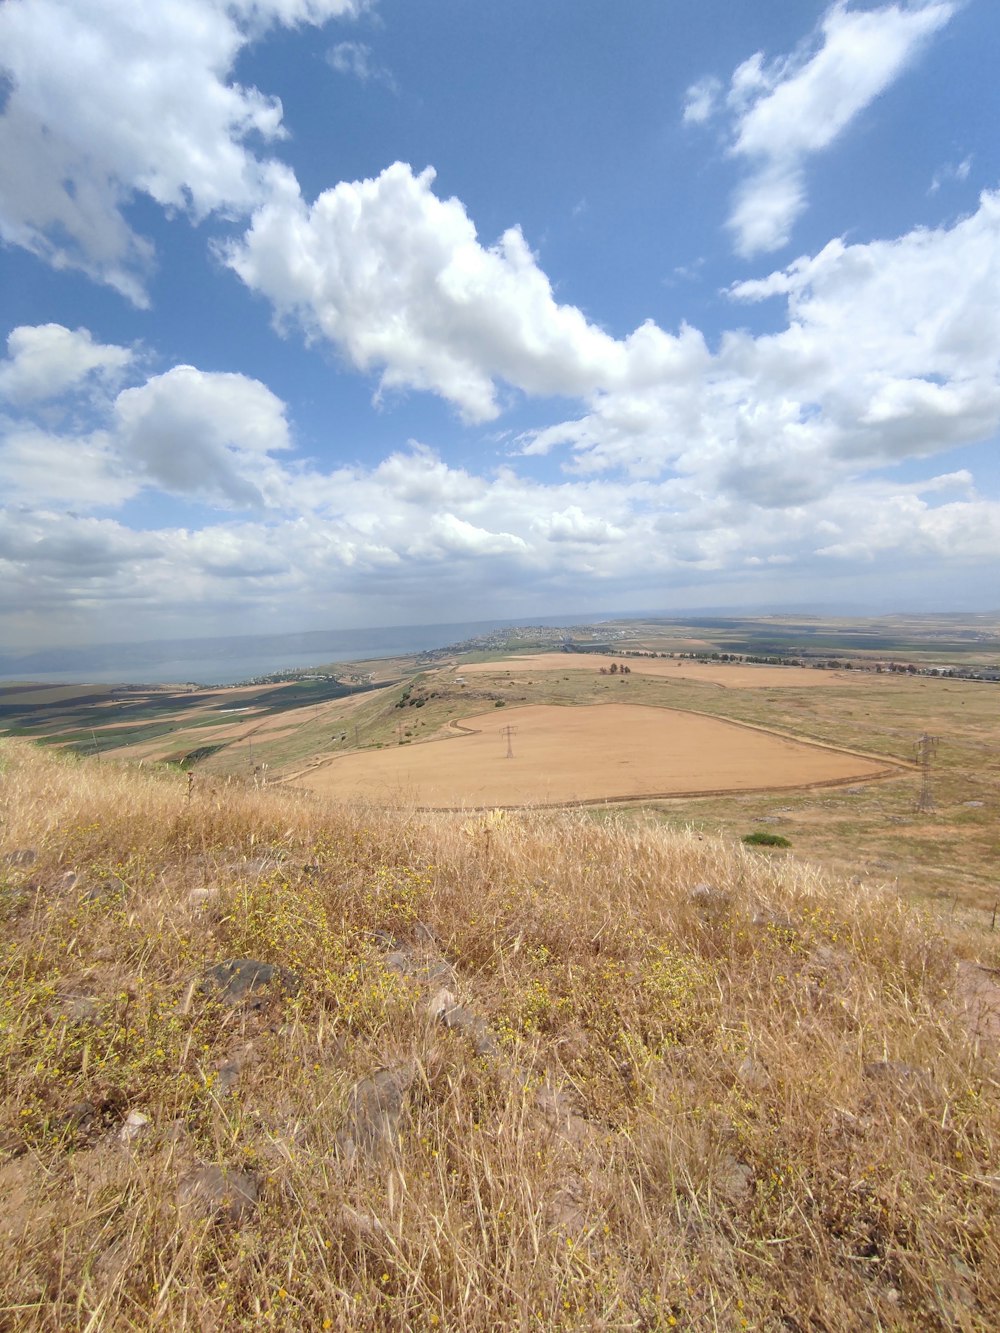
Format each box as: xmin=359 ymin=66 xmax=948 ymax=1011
xmin=612 ymin=648 xmax=1000 ymax=682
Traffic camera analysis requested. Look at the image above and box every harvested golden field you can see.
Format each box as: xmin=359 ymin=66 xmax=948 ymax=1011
xmin=294 ymin=703 xmax=899 ymax=808
xmin=463 ymin=652 xmax=879 ymax=688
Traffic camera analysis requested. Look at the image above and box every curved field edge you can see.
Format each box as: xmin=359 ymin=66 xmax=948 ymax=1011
xmin=284 ymin=701 xmax=910 ymax=811
xmin=1 ymin=738 xmax=998 ymax=1332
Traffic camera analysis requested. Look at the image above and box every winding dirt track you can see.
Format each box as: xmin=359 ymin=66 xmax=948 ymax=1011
xmin=292 ymin=702 xmax=903 ymax=810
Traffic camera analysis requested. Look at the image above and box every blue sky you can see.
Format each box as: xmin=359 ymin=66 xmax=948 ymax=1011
xmin=1 ymin=0 xmax=998 ymax=650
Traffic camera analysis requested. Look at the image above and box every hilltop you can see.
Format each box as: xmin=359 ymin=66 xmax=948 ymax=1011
xmin=2 ymin=739 xmax=999 ymax=1330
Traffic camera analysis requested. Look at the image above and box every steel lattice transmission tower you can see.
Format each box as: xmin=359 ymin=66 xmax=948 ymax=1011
xmin=914 ymin=732 xmax=939 ymax=813
xmin=499 ymin=724 xmax=518 ymax=759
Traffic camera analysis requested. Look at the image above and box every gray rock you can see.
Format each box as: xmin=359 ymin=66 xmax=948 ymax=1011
xmin=963 ymin=801 xmax=984 ymax=809
xmin=199 ymin=958 xmax=300 ymax=1008
xmin=440 ymin=1003 xmax=501 ymax=1060
xmin=752 ymin=911 xmax=798 ymax=936
xmin=118 ymin=1110 xmax=151 ymax=1144
xmin=3 ymin=849 xmax=37 ymax=868
xmin=862 ymin=1060 xmax=939 ymax=1105
xmin=384 ymin=949 xmax=455 ymax=988
xmin=337 ymin=1061 xmax=417 ymax=1161
xmin=690 ymin=883 xmax=731 ymax=916
xmin=47 ymin=993 xmax=100 ymax=1025
xmin=83 ymin=875 xmax=127 ymax=904
xmin=716 ymin=1156 xmax=754 ymax=1203
xmin=426 ymin=987 xmax=457 ymax=1020
xmin=737 ymin=1055 xmax=768 ymax=1092
xmin=209 ymin=1043 xmax=253 ymax=1095
xmin=177 ymin=1165 xmax=259 ymax=1224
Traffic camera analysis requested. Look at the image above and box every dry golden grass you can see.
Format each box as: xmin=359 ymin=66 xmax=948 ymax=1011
xmin=1 ymin=738 xmax=999 ymax=1332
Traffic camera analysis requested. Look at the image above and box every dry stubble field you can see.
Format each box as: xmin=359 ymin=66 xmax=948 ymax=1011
xmin=463 ymin=654 xmax=880 ymax=689
xmin=295 ymin=703 xmax=900 ymax=809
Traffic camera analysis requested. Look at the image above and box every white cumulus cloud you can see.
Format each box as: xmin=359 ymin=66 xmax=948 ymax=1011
xmin=520 ymin=188 xmax=1000 ymax=506
xmin=685 ymin=1 xmax=955 ymax=255
xmin=114 ymin=366 xmax=292 ymax=507
xmin=0 ymin=0 xmax=365 ymax=301
xmin=0 ymin=323 xmax=133 ymax=404
xmin=0 ymin=336 xmax=294 ymax=512
xmin=227 ymin=162 xmax=630 ymax=421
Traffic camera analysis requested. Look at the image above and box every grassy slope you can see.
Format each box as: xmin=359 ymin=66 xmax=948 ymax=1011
xmin=2 ymin=740 xmax=999 ymax=1331
xmin=263 ymin=664 xmax=999 ymax=919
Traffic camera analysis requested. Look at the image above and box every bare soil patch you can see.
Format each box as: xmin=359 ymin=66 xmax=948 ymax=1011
xmin=294 ymin=703 xmax=897 ymax=808
xmin=462 ymin=653 xmax=879 ymax=688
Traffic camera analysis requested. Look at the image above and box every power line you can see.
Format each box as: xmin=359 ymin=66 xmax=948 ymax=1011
xmin=499 ymin=724 xmax=518 ymax=759
xmin=914 ymin=732 xmax=939 ymax=813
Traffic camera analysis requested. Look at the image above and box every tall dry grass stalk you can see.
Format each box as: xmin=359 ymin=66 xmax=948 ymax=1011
xmin=1 ymin=738 xmax=998 ymax=1331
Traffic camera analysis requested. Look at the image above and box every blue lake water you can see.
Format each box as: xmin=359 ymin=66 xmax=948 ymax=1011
xmin=0 ymin=614 xmax=613 ymax=686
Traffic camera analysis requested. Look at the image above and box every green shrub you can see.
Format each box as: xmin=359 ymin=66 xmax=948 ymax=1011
xmin=742 ymin=830 xmax=791 ymax=848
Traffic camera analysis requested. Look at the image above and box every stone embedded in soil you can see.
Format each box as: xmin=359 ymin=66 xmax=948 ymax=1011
xmin=736 ymin=1055 xmax=769 ymax=1092
xmin=118 ymin=1110 xmax=151 ymax=1144
xmin=83 ymin=875 xmax=128 ymax=904
xmin=689 ymin=883 xmax=732 ymax=916
xmin=177 ymin=1164 xmax=260 ymax=1224
xmin=55 ymin=1099 xmax=120 ymax=1144
xmin=426 ymin=987 xmax=457 ymax=1019
xmin=47 ymin=993 xmax=100 ymax=1025
xmin=862 ymin=1060 xmax=939 ymax=1106
xmin=209 ymin=1043 xmax=254 ymax=1095
xmin=439 ymin=1002 xmax=501 ymax=1060
xmin=384 ymin=949 xmax=456 ymax=988
xmin=752 ymin=910 xmax=799 ymax=936
xmin=199 ymin=958 xmax=300 ymax=1007
xmin=337 ymin=1061 xmax=417 ymax=1162
xmin=716 ymin=1156 xmax=755 ymax=1203
xmin=3 ymin=849 xmax=37 ymax=867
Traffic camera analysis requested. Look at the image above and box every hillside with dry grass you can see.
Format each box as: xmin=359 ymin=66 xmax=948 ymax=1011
xmin=2 ymin=738 xmax=999 ymax=1331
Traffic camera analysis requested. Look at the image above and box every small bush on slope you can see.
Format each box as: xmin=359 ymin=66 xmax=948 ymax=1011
xmin=0 ymin=738 xmax=998 ymax=1331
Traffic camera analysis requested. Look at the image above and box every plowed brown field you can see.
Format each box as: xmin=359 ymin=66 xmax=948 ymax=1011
xmin=293 ymin=703 xmax=899 ymax=808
